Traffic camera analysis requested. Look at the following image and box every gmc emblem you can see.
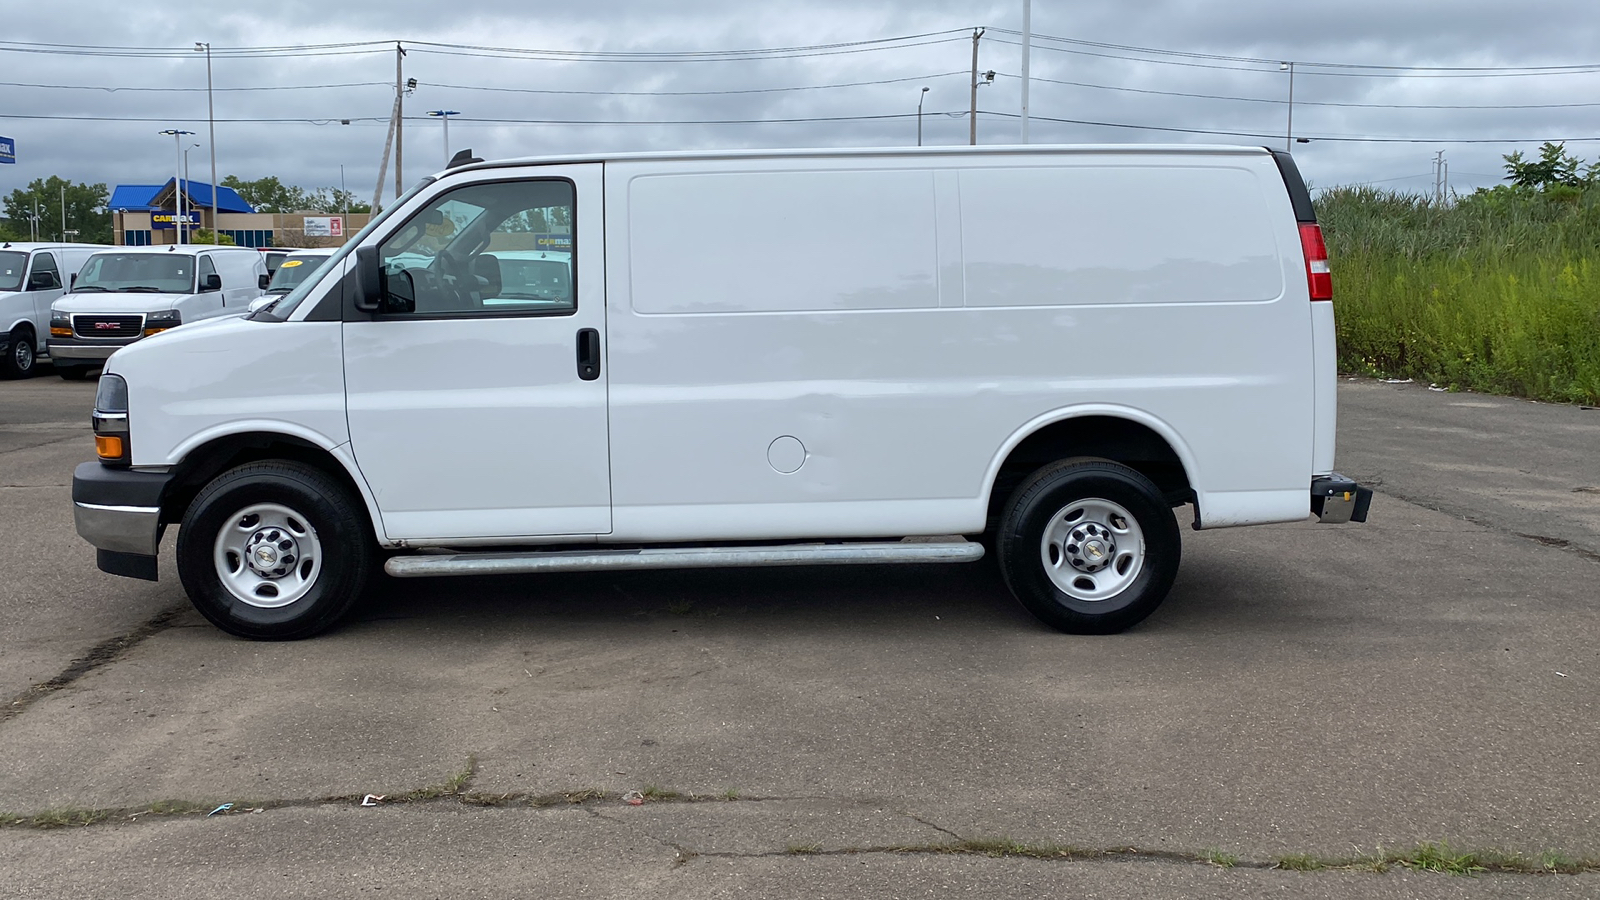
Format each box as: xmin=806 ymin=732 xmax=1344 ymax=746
xmin=94 ymin=322 xmax=120 ymax=330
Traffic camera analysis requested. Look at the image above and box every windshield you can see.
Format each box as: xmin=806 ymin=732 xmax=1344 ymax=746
xmin=265 ymin=254 xmax=334 ymax=292
xmin=260 ymin=176 xmax=437 ymax=321
xmin=74 ymin=253 xmax=196 ymax=293
xmin=0 ymin=251 xmax=24 ymax=292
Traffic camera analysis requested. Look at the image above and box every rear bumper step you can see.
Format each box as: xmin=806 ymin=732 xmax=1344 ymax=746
xmin=384 ymin=540 xmax=985 ymax=578
xmin=1312 ymin=473 xmax=1373 ymax=524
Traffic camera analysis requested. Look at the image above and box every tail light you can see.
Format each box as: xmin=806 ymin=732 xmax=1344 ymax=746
xmin=1298 ymin=222 xmax=1332 ymax=302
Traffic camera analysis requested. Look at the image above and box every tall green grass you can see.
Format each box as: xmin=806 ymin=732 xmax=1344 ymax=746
xmin=1319 ymin=184 xmax=1600 ymax=404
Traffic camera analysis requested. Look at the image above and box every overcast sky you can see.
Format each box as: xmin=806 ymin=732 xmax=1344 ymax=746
xmin=2 ymin=0 xmax=1598 ymax=209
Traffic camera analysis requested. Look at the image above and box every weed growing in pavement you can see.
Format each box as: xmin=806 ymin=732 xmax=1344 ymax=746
xmin=1275 ymin=853 xmax=1325 ymax=871
xmin=1201 ymin=847 xmax=1239 ymax=868
xmin=640 ymin=785 xmax=680 ymax=801
xmin=721 ymin=789 xmax=740 ymax=801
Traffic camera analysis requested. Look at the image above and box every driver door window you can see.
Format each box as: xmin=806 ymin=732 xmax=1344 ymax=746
xmin=378 ymin=179 xmax=575 ymax=317
xmin=29 ymin=253 xmax=60 ymax=290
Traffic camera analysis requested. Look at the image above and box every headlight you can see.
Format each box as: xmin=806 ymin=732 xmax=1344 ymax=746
xmin=143 ymin=309 xmax=181 ymax=336
xmin=50 ymin=310 xmax=71 ymax=338
xmin=92 ymin=374 xmax=130 ymax=466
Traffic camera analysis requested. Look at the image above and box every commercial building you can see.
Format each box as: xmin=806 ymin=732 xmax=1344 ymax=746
xmin=109 ymin=179 xmax=370 ymax=248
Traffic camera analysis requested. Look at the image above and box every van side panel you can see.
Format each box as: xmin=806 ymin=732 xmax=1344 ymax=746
xmin=603 ymin=151 xmax=1315 ymax=542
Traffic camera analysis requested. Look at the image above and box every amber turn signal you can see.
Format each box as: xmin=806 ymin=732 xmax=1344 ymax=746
xmin=143 ymin=328 xmax=169 ymax=337
xmin=50 ymin=327 xmax=72 ymax=337
xmin=95 ymin=435 xmax=124 ymax=459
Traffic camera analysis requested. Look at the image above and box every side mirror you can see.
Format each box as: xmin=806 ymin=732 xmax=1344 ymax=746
xmin=353 ymin=245 xmax=383 ymax=312
xmin=383 ymin=269 xmax=417 ymax=314
xmin=27 ymin=271 xmax=57 ymax=291
xmin=202 ymin=273 xmax=223 ymax=292
xmin=248 ymin=296 xmax=276 ymax=313
xmin=258 ymin=273 xmax=271 ymax=290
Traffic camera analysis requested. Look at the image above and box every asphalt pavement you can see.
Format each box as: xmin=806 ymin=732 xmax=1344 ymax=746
xmin=1 ymin=373 xmax=1597 ymax=898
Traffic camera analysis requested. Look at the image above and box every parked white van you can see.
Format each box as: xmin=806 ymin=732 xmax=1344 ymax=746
xmin=72 ymin=145 xmax=1370 ymax=639
xmin=0 ymin=242 xmax=104 ymax=378
xmin=48 ymin=245 xmax=268 ymax=379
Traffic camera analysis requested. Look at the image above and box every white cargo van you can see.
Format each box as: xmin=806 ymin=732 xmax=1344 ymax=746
xmin=72 ymin=145 xmax=1370 ymax=639
xmin=48 ymin=245 xmax=268 ymax=379
xmin=0 ymin=242 xmax=104 ymax=378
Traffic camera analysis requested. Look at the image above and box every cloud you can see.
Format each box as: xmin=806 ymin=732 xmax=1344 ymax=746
xmin=2 ymin=0 xmax=1596 ymax=205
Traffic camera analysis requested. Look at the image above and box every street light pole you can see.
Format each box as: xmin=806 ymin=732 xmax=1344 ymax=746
xmin=917 ymin=87 xmax=929 ymax=146
xmin=427 ymin=110 xmax=460 ymax=167
xmin=1021 ymin=0 xmax=1031 ymax=143
xmin=159 ymin=128 xmax=195 ymax=244
xmin=183 ymin=142 xmax=200 ymax=237
xmin=195 ymin=43 xmax=217 ymax=237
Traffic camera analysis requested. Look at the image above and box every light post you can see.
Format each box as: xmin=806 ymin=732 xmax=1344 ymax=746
xmin=917 ymin=87 xmax=930 ymax=146
xmin=427 ymin=110 xmax=459 ymax=167
xmin=1280 ymin=61 xmax=1296 ymax=151
xmin=159 ymin=128 xmax=196 ymax=243
xmin=195 ymin=43 xmax=217 ymax=236
xmin=183 ymin=142 xmax=201 ymax=240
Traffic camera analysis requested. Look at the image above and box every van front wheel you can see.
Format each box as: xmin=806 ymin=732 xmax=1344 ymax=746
xmin=176 ymin=461 xmax=371 ymax=640
xmin=997 ymin=459 xmax=1180 ymax=634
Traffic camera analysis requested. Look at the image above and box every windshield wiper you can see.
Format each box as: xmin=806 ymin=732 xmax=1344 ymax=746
xmin=118 ymin=286 xmax=166 ymax=292
xmin=70 ymin=285 xmax=110 ymax=292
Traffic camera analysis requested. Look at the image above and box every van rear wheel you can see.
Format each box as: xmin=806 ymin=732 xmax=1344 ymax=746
xmin=997 ymin=459 xmax=1180 ymax=634
xmin=176 ymin=461 xmax=371 ymax=640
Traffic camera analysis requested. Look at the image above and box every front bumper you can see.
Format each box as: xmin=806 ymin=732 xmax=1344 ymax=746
xmin=48 ymin=339 xmax=125 ymax=362
xmin=1312 ymin=473 xmax=1373 ymax=524
xmin=72 ymin=462 xmax=172 ymax=581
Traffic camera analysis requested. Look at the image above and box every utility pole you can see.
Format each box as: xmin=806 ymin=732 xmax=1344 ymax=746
xmin=196 ymin=43 xmax=217 ymax=239
xmin=60 ymin=184 xmax=66 ymax=242
xmin=1021 ymin=0 xmax=1031 ymax=143
xmin=1280 ymin=61 xmax=1296 ymax=151
xmin=1432 ymin=150 xmax=1450 ymax=205
xmin=394 ymin=42 xmax=406 ymax=200
xmin=969 ymin=28 xmax=985 ymax=146
xmin=373 ymin=94 xmax=400 ymax=212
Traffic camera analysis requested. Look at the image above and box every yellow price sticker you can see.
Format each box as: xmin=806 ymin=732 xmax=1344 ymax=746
xmin=281 ymin=260 xmax=303 ymax=268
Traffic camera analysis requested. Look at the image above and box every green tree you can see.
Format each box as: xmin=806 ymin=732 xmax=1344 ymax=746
xmin=1 ymin=177 xmax=111 ymax=243
xmin=1502 ymin=142 xmax=1598 ymax=191
xmin=220 ymin=175 xmax=308 ymax=213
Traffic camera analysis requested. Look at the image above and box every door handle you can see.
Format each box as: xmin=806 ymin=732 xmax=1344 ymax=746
xmin=576 ymin=328 xmax=601 ymax=381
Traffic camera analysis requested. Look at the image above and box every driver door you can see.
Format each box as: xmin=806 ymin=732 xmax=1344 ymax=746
xmin=342 ymin=165 xmax=610 ymax=542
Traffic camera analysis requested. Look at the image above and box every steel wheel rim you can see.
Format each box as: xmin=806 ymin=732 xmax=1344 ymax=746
xmin=1039 ymin=497 xmax=1146 ymax=601
xmin=212 ymin=502 xmax=323 ymax=608
xmin=14 ymin=341 xmax=30 ymax=371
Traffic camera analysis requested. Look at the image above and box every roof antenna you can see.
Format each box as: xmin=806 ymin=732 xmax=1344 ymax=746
xmin=447 ymin=148 xmax=483 ymax=169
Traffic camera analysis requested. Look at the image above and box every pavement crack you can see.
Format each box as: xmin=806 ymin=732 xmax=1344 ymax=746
xmin=1 ymin=603 xmax=188 ymax=726
xmin=906 ymin=813 xmax=966 ymax=842
xmin=1370 ymin=486 xmax=1600 ymax=565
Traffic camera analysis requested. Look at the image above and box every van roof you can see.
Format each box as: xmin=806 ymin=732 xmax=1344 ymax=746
xmin=0 ymin=242 xmax=108 ymax=251
xmin=452 ymin=143 xmax=1274 ymax=176
xmin=85 ymin=245 xmax=260 ymax=256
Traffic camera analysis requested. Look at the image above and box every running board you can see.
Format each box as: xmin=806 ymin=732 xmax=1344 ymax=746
xmin=383 ymin=541 xmax=984 ymax=578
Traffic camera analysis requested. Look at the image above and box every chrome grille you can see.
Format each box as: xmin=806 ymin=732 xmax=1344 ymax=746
xmin=72 ymin=314 xmax=144 ymax=339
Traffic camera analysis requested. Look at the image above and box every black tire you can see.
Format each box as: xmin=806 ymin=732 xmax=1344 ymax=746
xmin=176 ymin=461 xmax=372 ymax=640
xmin=996 ymin=458 xmax=1180 ymax=634
xmin=2 ymin=327 xmax=36 ymax=378
xmin=55 ymin=364 xmax=92 ymax=381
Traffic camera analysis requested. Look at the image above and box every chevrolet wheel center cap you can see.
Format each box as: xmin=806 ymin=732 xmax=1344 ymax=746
xmin=257 ymin=546 xmax=278 ymax=565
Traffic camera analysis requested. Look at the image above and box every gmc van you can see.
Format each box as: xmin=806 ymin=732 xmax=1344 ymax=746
xmin=0 ymin=242 xmax=104 ymax=378
xmin=48 ymin=245 xmax=268 ymax=379
xmin=72 ymin=145 xmax=1370 ymax=639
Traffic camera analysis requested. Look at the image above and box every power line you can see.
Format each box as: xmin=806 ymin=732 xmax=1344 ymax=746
xmin=405 ymin=36 xmax=968 ymax=64
xmin=987 ymin=110 xmax=1600 ymax=143
xmin=1000 ymin=72 xmax=1600 ymax=110
xmin=0 ymin=71 xmax=968 ymax=97
xmin=986 ymin=37 xmax=1600 ymax=78
xmin=987 ymin=28 xmax=1600 ymax=74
